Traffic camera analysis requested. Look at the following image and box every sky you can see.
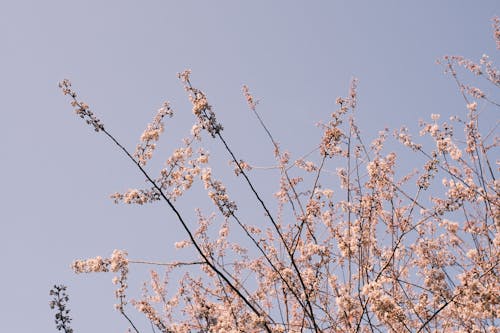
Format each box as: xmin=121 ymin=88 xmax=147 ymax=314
xmin=0 ymin=1 xmax=498 ymax=332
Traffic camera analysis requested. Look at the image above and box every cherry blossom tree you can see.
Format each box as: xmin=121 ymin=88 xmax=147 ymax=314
xmin=51 ymin=18 xmax=499 ymax=333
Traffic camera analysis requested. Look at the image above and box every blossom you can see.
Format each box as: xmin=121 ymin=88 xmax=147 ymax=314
xmin=467 ymin=102 xmax=478 ymax=111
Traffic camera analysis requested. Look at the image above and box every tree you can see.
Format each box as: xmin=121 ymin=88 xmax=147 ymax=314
xmin=51 ymin=18 xmax=499 ymax=333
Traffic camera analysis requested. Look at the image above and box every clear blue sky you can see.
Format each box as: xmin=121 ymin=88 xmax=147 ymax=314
xmin=0 ymin=1 xmax=498 ymax=332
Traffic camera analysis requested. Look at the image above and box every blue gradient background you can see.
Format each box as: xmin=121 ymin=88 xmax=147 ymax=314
xmin=0 ymin=1 xmax=498 ymax=331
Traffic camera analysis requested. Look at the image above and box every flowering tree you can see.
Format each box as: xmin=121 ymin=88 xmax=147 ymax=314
xmin=51 ymin=19 xmax=499 ymax=333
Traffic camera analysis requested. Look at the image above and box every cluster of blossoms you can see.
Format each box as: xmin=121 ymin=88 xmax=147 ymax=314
xmin=201 ymin=168 xmax=237 ymax=217
xmin=178 ymin=69 xmax=223 ymax=138
xmin=361 ymin=280 xmax=406 ymax=327
xmin=419 ymin=114 xmax=463 ymax=160
xmin=134 ymin=101 xmax=173 ymax=166
xmin=242 ymin=84 xmax=258 ymax=111
xmin=110 ymin=188 xmax=157 ymax=205
xmin=295 ymin=159 xmax=317 ymax=172
xmin=318 ymin=102 xmax=348 ymax=157
xmin=58 ymin=19 xmax=499 ymax=333
xmin=72 ymin=250 xmax=129 ymax=311
xmin=111 ymin=127 xmax=210 ymax=205
xmin=58 ymin=79 xmax=104 ymax=132
xmin=494 ymin=17 xmax=500 ymax=50
xmin=229 ymin=159 xmax=252 ymax=176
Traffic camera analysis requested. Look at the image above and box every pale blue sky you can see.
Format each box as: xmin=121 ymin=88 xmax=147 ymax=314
xmin=0 ymin=1 xmax=498 ymax=332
